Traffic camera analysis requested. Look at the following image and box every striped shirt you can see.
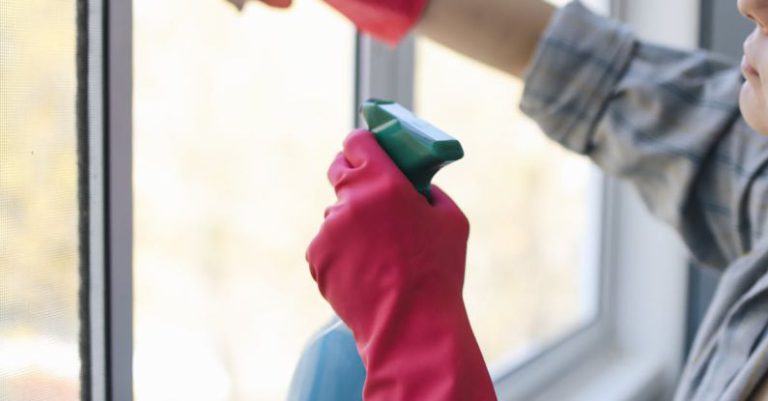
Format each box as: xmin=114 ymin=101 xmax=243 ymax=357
xmin=520 ymin=2 xmax=768 ymax=400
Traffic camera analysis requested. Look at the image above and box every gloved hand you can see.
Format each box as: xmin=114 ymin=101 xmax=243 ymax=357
xmin=323 ymin=0 xmax=430 ymax=45
xmin=230 ymin=0 xmax=428 ymax=45
xmin=307 ymin=129 xmax=497 ymax=401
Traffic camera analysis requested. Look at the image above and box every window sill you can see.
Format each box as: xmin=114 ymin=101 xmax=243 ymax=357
xmin=523 ymin=349 xmax=670 ymax=401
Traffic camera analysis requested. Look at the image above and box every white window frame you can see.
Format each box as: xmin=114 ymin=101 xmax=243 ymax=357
xmin=86 ymin=0 xmax=698 ymax=399
xmin=358 ymin=0 xmax=695 ymax=400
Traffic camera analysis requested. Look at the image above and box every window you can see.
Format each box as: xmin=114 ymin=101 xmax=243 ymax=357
xmin=0 ymin=0 xmax=81 ymax=399
xmin=2 ymin=0 xmax=693 ymax=400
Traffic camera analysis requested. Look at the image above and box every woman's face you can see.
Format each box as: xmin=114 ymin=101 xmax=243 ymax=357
xmin=739 ymin=0 xmax=768 ymax=134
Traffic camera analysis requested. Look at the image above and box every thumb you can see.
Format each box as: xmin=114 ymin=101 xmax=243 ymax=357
xmin=342 ymin=129 xmax=394 ymax=172
xmin=342 ymin=129 xmax=414 ymax=191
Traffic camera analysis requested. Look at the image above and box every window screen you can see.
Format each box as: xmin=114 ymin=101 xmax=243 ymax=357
xmin=132 ymin=1 xmax=354 ymax=400
xmin=0 ymin=0 xmax=82 ymax=399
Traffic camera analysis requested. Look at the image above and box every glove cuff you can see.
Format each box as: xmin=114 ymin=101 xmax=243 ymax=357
xmin=350 ymin=294 xmax=498 ymax=400
xmin=323 ymin=0 xmax=430 ymax=45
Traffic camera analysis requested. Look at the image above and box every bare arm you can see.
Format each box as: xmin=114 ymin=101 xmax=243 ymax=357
xmin=239 ymin=0 xmax=555 ymax=78
xmin=416 ymin=0 xmax=555 ymax=78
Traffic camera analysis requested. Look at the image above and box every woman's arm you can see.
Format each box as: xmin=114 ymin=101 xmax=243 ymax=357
xmin=417 ymin=0 xmax=555 ymax=78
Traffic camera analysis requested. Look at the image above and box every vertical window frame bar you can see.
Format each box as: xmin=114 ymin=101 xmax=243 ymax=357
xmin=355 ymin=33 xmax=416 ymax=121
xmin=85 ymin=0 xmax=133 ymax=399
xmin=105 ymin=0 xmax=134 ymax=398
xmin=85 ymin=0 xmax=106 ymax=398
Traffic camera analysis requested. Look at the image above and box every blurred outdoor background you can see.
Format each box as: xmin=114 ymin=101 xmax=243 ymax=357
xmin=133 ymin=0 xmax=593 ymax=400
xmin=1 ymin=0 xmax=81 ymax=400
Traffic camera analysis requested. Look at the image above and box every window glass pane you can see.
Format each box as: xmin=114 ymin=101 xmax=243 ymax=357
xmin=0 ymin=0 xmax=81 ymax=400
xmin=414 ymin=37 xmax=597 ymax=364
xmin=133 ymin=1 xmax=353 ymax=400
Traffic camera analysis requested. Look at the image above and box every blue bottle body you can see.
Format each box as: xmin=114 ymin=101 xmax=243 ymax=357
xmin=287 ymin=319 xmax=365 ymax=401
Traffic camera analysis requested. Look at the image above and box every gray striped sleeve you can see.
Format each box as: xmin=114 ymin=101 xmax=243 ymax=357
xmin=520 ymin=2 xmax=768 ymax=400
xmin=521 ymin=1 xmax=744 ymax=268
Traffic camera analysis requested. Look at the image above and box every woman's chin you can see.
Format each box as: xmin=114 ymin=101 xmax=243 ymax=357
xmin=740 ymin=80 xmax=768 ymax=135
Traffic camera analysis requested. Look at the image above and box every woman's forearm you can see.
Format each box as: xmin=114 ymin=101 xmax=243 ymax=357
xmin=416 ymin=0 xmax=556 ymax=78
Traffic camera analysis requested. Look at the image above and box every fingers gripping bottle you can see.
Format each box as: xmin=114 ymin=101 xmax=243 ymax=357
xmin=287 ymin=99 xmax=463 ymax=401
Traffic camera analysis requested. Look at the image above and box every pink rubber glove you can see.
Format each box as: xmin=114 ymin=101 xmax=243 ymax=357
xmin=228 ymin=0 xmax=426 ymax=45
xmin=323 ymin=0 xmax=429 ymax=45
xmin=307 ymin=129 xmax=497 ymax=401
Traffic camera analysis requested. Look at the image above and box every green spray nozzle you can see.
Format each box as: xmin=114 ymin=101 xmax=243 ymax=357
xmin=360 ymin=99 xmax=463 ymax=199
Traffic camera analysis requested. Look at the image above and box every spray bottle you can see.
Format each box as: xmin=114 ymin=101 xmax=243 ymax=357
xmin=287 ymin=99 xmax=464 ymax=401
